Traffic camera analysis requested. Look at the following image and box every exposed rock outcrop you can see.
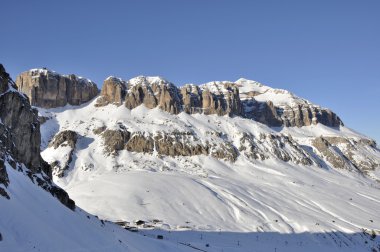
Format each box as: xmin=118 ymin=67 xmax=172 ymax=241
xmin=0 ymin=158 xmax=10 ymax=199
xmin=0 ymin=66 xmax=43 ymax=173
xmin=312 ymin=137 xmax=352 ymax=170
xmin=125 ymin=133 xmax=154 ymax=153
xmin=243 ymin=99 xmax=343 ymax=127
xmin=16 ymin=69 xmax=99 ymax=108
xmin=312 ymin=136 xmax=380 ymax=173
xmin=100 ymin=128 xmax=238 ymax=162
xmin=200 ymin=83 xmax=242 ymax=116
xmin=49 ymin=130 xmax=78 ymax=149
xmin=0 ymin=64 xmax=74 ymax=209
xmin=180 ymin=85 xmax=203 ymax=114
xmin=96 ymin=77 xmax=127 ymax=106
xmin=48 ymin=130 xmax=78 ymax=177
xmin=239 ymin=132 xmax=315 ymax=165
xmin=96 ymin=75 xmax=342 ymax=128
xmin=243 ymin=100 xmax=283 ymax=127
xmin=125 ymin=76 xmax=182 ymax=114
xmin=154 ymin=131 xmax=210 ymax=157
xmin=102 ymin=128 xmax=131 ymax=154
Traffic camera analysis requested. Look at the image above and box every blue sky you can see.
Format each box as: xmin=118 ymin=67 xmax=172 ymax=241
xmin=1 ymin=0 xmax=379 ymax=143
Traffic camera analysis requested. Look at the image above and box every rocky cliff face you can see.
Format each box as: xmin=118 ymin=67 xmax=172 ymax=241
xmin=95 ymin=76 xmax=342 ymax=128
xmin=96 ymin=77 xmax=127 ymax=106
xmin=243 ymin=99 xmax=342 ymax=127
xmin=16 ymin=69 xmax=99 ymax=108
xmin=312 ymin=136 xmax=380 ymax=174
xmin=124 ymin=76 xmax=182 ymax=114
xmin=0 ymin=64 xmax=74 ymax=209
xmin=0 ymin=65 xmax=43 ymax=174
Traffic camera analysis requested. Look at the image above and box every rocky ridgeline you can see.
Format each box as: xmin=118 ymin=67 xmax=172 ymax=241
xmin=16 ymin=68 xmax=99 ymax=108
xmin=96 ymin=76 xmax=342 ymax=127
xmin=0 ymin=64 xmax=74 ymax=209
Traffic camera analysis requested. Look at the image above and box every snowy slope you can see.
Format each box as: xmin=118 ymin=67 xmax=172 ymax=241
xmin=39 ymin=105 xmax=379 ymax=227
xmin=36 ymin=77 xmax=380 ymax=251
xmin=0 ymin=159 xmax=198 ymax=252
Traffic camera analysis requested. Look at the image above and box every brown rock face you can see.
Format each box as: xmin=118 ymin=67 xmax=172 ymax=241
xmin=99 ymin=127 xmax=238 ymax=162
xmin=312 ymin=136 xmax=380 ymax=173
xmin=96 ymin=77 xmax=127 ymax=106
xmin=312 ymin=137 xmax=352 ymax=170
xmin=239 ymin=132 xmax=315 ymax=165
xmin=200 ymin=83 xmax=242 ymax=116
xmin=0 ymin=67 xmax=42 ymax=173
xmin=243 ymin=99 xmax=343 ymax=127
xmin=49 ymin=130 xmax=78 ymax=149
xmin=96 ymin=75 xmax=342 ymax=128
xmin=16 ymin=69 xmax=99 ymax=108
xmin=48 ymin=130 xmax=78 ymax=178
xmin=180 ymin=85 xmax=203 ymax=114
xmin=0 ymin=64 xmax=74 ymax=208
xmin=125 ymin=77 xmax=182 ymax=114
xmin=102 ymin=129 xmax=131 ymax=154
xmin=125 ymin=133 xmax=154 ymax=153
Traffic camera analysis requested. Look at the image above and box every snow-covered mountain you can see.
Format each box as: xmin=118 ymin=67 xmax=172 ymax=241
xmin=30 ymin=68 xmax=380 ymax=250
xmin=0 ymin=65 xmax=206 ymax=252
xmin=2 ymin=66 xmax=380 ymax=251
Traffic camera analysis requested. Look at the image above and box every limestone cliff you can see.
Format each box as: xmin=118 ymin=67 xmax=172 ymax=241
xmin=16 ymin=68 xmax=99 ymax=108
xmin=0 ymin=64 xmax=74 ymax=209
xmin=95 ymin=75 xmax=342 ymax=128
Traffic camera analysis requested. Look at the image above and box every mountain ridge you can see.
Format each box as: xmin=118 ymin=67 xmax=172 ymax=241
xmin=1 ymin=65 xmax=379 ymax=251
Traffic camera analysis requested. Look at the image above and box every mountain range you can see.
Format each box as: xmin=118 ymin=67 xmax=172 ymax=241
xmin=1 ymin=64 xmax=379 ymax=252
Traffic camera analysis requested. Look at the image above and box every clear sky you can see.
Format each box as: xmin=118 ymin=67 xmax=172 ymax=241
xmin=1 ymin=0 xmax=379 ymax=144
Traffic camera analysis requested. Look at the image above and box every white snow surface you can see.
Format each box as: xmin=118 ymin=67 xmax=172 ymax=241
xmin=2 ymin=160 xmax=378 ymax=252
xmin=0 ymin=160 xmax=198 ymax=252
xmin=38 ymin=97 xmax=380 ymax=236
